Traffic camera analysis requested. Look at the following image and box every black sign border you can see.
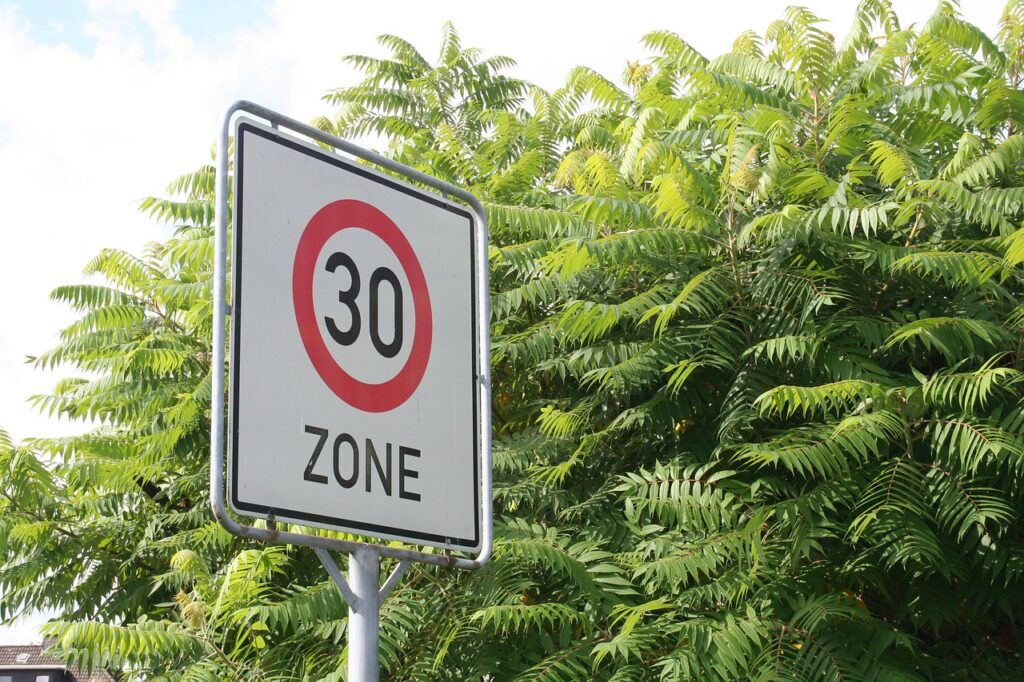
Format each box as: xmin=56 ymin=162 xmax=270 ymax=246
xmin=230 ymin=121 xmax=480 ymax=551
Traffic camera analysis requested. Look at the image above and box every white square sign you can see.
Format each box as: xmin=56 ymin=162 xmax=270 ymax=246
xmin=229 ymin=119 xmax=484 ymax=550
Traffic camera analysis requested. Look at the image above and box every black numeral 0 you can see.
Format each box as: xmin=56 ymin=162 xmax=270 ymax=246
xmin=369 ymin=267 xmax=403 ymax=358
xmin=324 ymin=251 xmax=404 ymax=358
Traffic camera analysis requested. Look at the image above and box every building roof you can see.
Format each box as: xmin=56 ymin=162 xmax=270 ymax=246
xmin=0 ymin=644 xmax=64 ymax=668
xmin=0 ymin=644 xmax=117 ymax=681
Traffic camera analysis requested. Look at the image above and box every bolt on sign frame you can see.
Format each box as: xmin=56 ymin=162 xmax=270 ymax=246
xmin=210 ymin=101 xmax=492 ymax=681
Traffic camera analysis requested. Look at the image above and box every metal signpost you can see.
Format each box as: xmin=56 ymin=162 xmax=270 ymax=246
xmin=210 ymin=101 xmax=491 ymax=681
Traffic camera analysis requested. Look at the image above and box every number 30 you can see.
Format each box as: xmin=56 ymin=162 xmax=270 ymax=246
xmin=324 ymin=251 xmax=403 ymax=358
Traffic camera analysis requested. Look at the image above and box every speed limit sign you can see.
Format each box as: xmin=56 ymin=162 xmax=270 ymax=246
xmin=228 ymin=118 xmax=485 ymax=551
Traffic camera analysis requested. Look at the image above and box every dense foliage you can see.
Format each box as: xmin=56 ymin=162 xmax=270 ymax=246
xmin=4 ymin=1 xmax=1024 ymax=679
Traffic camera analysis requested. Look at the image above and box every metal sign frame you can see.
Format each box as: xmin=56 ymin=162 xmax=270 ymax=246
xmin=228 ymin=116 xmax=483 ymax=552
xmin=211 ymin=100 xmax=492 ymax=568
xmin=210 ymin=101 xmax=492 ymax=680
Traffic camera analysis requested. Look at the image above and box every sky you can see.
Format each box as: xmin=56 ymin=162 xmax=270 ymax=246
xmin=0 ymin=0 xmax=1002 ymax=646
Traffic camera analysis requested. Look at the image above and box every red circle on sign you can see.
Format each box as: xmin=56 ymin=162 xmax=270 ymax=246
xmin=292 ymin=199 xmax=432 ymax=412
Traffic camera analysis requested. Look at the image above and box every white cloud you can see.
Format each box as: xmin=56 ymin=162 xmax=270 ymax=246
xmin=0 ymin=0 xmax=341 ymax=444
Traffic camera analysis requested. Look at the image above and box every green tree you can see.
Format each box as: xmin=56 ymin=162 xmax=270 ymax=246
xmin=4 ymin=2 xmax=1024 ymax=679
